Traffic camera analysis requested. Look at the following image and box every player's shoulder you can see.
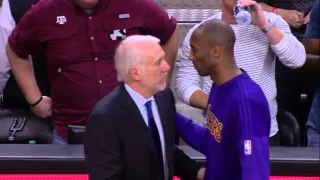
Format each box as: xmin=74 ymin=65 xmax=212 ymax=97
xmin=232 ymin=73 xmax=268 ymax=108
xmin=236 ymin=91 xmax=267 ymax=107
xmin=237 ymin=84 xmax=266 ymax=104
xmin=236 ymin=93 xmax=269 ymax=121
xmin=232 ymin=88 xmax=270 ymax=124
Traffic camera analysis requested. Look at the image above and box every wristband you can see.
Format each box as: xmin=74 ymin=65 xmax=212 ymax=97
xmin=29 ymin=96 xmax=43 ymax=107
xmin=271 ymin=7 xmax=277 ymax=14
xmin=261 ymin=19 xmax=274 ymax=33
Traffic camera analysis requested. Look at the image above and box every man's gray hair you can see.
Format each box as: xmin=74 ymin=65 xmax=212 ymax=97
xmin=114 ymin=35 xmax=160 ymax=82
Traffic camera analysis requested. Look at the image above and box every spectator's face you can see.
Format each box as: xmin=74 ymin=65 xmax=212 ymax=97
xmin=138 ymin=44 xmax=169 ymax=93
xmin=76 ymin=0 xmax=100 ymax=8
xmin=189 ymin=30 xmax=213 ymax=76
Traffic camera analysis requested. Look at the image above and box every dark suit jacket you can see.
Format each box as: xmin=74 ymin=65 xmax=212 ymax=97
xmin=84 ymin=84 xmax=201 ymax=180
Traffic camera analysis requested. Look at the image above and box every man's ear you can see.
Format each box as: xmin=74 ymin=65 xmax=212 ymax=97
xmin=211 ymin=45 xmax=220 ymax=59
xmin=129 ymin=68 xmax=141 ymax=81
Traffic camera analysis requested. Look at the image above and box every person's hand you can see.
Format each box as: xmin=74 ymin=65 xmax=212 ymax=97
xmin=238 ymin=0 xmax=269 ymax=28
xmin=197 ymin=167 xmax=205 ymax=180
xmin=277 ymin=9 xmax=304 ymax=28
xmin=303 ymin=11 xmax=311 ymax=25
xmin=30 ymin=96 xmax=52 ymax=118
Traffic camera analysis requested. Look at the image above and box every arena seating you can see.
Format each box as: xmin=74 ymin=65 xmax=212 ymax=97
xmin=278 ymin=109 xmax=301 ymax=146
xmin=0 ymin=109 xmax=52 ymax=144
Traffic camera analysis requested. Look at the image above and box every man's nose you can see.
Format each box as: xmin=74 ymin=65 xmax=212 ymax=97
xmin=162 ymin=60 xmax=170 ymax=71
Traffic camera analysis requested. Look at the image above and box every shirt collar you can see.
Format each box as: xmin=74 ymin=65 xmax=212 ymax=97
xmin=124 ymin=84 xmax=154 ymax=108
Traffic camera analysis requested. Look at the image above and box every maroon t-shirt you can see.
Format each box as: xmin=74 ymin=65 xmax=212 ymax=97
xmin=8 ymin=0 xmax=177 ymax=140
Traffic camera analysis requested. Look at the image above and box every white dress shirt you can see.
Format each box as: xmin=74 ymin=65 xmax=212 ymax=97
xmin=0 ymin=0 xmax=15 ymax=94
xmin=124 ymin=84 xmax=168 ymax=179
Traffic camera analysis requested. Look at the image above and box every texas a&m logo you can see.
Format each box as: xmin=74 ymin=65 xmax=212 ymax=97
xmin=56 ymin=16 xmax=67 ymax=25
xmin=8 ymin=117 xmax=27 ymax=141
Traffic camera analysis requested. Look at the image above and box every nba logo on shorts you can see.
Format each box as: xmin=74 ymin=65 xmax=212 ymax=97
xmin=244 ymin=140 xmax=252 ymax=155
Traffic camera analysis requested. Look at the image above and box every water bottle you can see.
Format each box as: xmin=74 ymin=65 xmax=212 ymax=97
xmin=233 ymin=0 xmax=251 ymax=25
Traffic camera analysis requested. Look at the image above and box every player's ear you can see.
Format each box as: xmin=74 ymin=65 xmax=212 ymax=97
xmin=211 ymin=45 xmax=220 ymax=60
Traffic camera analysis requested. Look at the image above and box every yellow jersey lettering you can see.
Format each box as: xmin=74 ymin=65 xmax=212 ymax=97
xmin=206 ymin=104 xmax=223 ymax=143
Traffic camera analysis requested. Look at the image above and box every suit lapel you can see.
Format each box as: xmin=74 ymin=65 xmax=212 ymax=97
xmin=155 ymin=91 xmax=173 ymax=174
xmin=119 ymin=84 xmax=161 ymax=167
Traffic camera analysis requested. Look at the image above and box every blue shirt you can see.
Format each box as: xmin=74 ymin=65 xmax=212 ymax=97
xmin=124 ymin=84 xmax=167 ymax=176
xmin=304 ymin=0 xmax=320 ymax=132
xmin=305 ymin=0 xmax=320 ymax=39
xmin=176 ymin=72 xmax=270 ymax=180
